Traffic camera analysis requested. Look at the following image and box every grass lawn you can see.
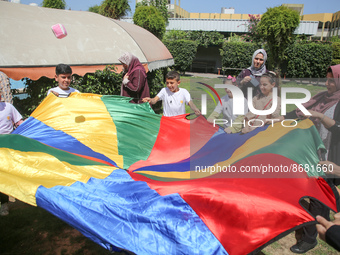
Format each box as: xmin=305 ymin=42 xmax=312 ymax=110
xmin=0 ymin=201 xmax=113 ymax=255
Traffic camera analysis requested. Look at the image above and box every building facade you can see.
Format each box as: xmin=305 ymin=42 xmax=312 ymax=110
xmin=329 ymin=10 xmax=340 ymax=38
xmin=135 ymin=0 xmax=340 ymax=40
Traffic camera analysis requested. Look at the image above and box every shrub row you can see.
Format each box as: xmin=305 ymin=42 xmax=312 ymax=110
xmin=284 ymin=42 xmax=333 ymax=78
xmin=220 ymin=41 xmax=334 ymax=78
xmin=14 ymin=65 xmax=164 ymax=117
xmin=220 ymin=41 xmax=260 ymax=76
xmin=163 ymin=39 xmax=198 ymax=73
xmin=332 ymin=42 xmax=340 ymax=65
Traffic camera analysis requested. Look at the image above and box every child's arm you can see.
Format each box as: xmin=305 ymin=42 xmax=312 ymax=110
xmin=207 ymin=111 xmax=220 ymax=123
xmin=14 ymin=119 xmax=24 ymax=128
xmin=241 ymin=116 xmax=255 ymax=134
xmin=142 ymin=96 xmax=160 ymax=105
xmin=207 ymin=101 xmax=223 ymax=123
xmin=188 ymin=100 xmax=201 ymax=115
xmin=227 ymin=115 xmax=245 ymax=133
xmin=47 ymin=90 xmax=59 ymax=97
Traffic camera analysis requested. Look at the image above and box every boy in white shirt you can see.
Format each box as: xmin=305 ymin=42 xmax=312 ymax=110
xmin=142 ymin=71 xmax=201 ymax=117
xmin=47 ymin=64 xmax=79 ymax=98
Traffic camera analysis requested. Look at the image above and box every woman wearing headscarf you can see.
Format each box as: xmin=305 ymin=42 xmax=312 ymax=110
xmin=118 ymin=52 xmax=150 ymax=104
xmin=236 ymin=49 xmax=268 ymax=98
xmin=284 ymin=64 xmax=340 ymax=254
xmin=286 ymin=64 xmax=340 ymax=164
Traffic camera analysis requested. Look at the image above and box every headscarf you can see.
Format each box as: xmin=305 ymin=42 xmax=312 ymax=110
xmin=118 ymin=52 xmax=146 ymax=78
xmin=0 ymin=71 xmax=13 ymax=104
xmin=296 ymin=64 xmax=340 ymax=118
xmin=330 ymin=64 xmax=340 ymax=90
xmin=248 ymin=49 xmax=267 ymax=76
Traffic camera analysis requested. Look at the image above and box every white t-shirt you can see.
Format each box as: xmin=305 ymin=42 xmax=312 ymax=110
xmin=47 ymin=86 xmax=79 ymax=98
xmin=157 ymin=88 xmax=191 ymax=117
xmin=0 ymin=102 xmax=22 ymax=134
xmin=213 ymin=94 xmax=248 ymax=127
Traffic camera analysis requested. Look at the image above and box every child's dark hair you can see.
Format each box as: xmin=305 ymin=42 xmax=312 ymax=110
xmin=56 ymin=64 xmax=72 ymax=75
xmin=166 ymin=71 xmax=180 ymax=81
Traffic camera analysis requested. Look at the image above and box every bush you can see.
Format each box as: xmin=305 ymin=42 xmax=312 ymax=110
xmin=13 ymin=77 xmax=56 ymax=118
xmin=73 ymin=65 xmax=122 ymax=95
xmin=186 ymin=31 xmax=224 ymax=48
xmin=220 ymin=41 xmax=259 ymax=76
xmin=145 ymin=67 xmax=166 ymax=114
xmin=284 ymin=42 xmax=333 ymax=78
xmin=332 ymin=59 xmax=340 ymax=65
xmin=164 ymin=30 xmax=189 ymax=41
xmin=329 ymin=36 xmax=340 ymax=43
xmin=14 ymin=65 xmax=163 ymax=117
xmin=163 ymin=39 xmax=198 ymax=73
xmin=332 ymin=42 xmax=340 ymax=65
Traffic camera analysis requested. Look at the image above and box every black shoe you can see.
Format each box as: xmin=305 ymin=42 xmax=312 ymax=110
xmin=290 ymin=240 xmax=317 ymax=253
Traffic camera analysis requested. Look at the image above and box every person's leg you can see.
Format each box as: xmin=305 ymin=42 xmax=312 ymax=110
xmin=0 ymin=192 xmax=9 ymax=204
xmin=291 ymin=200 xmax=329 ymax=253
xmin=0 ymin=192 xmax=9 ymax=216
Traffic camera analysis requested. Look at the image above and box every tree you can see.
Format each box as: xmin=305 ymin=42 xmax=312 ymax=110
xmin=136 ymin=0 xmax=169 ymax=23
xmin=243 ymin=14 xmax=263 ymax=45
xmin=257 ymin=6 xmax=300 ymax=71
xmin=133 ymin=6 xmax=166 ymax=39
xmin=99 ymin=0 xmax=131 ymax=19
xmin=331 ymin=42 xmax=340 ymax=65
xmin=42 ymin=0 xmax=66 ymax=9
xmin=88 ymin=5 xmax=100 ymax=14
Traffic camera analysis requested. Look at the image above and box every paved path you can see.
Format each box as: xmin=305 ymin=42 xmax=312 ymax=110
xmin=186 ymin=72 xmax=326 ymax=86
xmin=185 ymin=72 xmax=226 ymax=79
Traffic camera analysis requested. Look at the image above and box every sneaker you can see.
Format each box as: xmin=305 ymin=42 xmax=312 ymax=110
xmin=0 ymin=202 xmax=9 ymax=216
xmin=290 ymin=240 xmax=317 ymax=253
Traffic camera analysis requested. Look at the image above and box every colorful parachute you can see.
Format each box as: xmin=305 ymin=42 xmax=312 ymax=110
xmin=0 ymin=93 xmax=338 ymax=255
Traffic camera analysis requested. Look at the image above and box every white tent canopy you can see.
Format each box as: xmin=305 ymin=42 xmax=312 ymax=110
xmin=0 ymin=2 xmax=174 ymax=80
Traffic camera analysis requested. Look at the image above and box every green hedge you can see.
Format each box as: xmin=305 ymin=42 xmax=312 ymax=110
xmin=186 ymin=31 xmax=224 ymax=48
xmin=332 ymin=59 xmax=340 ymax=65
xmin=163 ymin=39 xmax=198 ymax=73
xmin=219 ymin=41 xmax=336 ymax=78
xmin=14 ymin=65 xmax=164 ymax=117
xmin=332 ymin=42 xmax=340 ymax=65
xmin=284 ymin=42 xmax=333 ymax=78
xmin=220 ymin=41 xmax=260 ymax=76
